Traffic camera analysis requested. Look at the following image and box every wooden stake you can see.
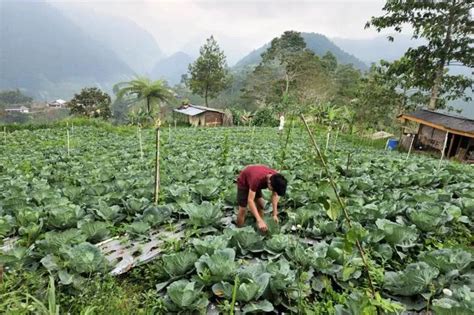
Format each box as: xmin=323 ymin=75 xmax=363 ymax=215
xmin=300 ymin=114 xmax=376 ymax=298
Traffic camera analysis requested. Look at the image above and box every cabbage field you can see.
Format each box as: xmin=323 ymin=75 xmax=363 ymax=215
xmin=1 ymin=124 xmax=473 ymax=314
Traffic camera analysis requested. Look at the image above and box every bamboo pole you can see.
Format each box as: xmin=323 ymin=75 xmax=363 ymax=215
xmin=325 ymin=131 xmax=330 ymax=155
xmin=300 ymin=114 xmax=376 ymax=297
xmin=406 ymin=135 xmax=415 ymax=160
xmin=168 ymin=123 xmax=171 ymax=143
xmin=438 ymin=131 xmax=449 ymax=169
xmin=66 ymin=129 xmax=70 ymax=157
xmin=154 ymin=122 xmax=161 ymax=205
xmin=138 ymin=126 xmax=144 ymax=160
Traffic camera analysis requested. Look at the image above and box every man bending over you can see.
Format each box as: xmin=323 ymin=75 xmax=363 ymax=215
xmin=236 ymin=164 xmax=287 ymax=232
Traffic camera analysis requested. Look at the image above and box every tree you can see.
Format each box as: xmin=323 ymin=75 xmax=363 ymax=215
xmin=0 ymin=89 xmax=33 ymax=110
xmin=242 ymin=31 xmax=310 ymax=108
xmin=187 ymin=36 xmax=231 ymax=106
xmin=68 ymin=87 xmax=111 ymax=119
xmin=321 ymin=51 xmax=338 ymax=74
xmin=260 ymin=31 xmax=307 ymax=95
xmin=367 ymin=0 xmax=473 ymax=109
xmin=353 ymin=64 xmax=403 ymax=129
xmin=114 ymin=77 xmax=172 ymax=118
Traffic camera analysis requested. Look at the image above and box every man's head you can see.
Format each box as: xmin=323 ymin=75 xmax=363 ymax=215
xmin=268 ymin=173 xmax=287 ymax=196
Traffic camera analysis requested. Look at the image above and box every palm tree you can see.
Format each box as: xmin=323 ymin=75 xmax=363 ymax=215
xmin=114 ymin=77 xmax=172 ymax=117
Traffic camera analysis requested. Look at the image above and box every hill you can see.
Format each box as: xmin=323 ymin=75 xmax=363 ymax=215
xmin=151 ymin=52 xmax=194 ymax=85
xmin=0 ymin=0 xmax=134 ymax=99
xmin=54 ymin=2 xmax=163 ymax=74
xmin=234 ymin=32 xmax=368 ymax=70
xmin=331 ymin=34 xmax=423 ymax=64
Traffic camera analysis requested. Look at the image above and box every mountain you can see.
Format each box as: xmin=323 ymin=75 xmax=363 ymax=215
xmin=234 ymin=32 xmax=368 ymax=70
xmin=0 ymin=0 xmax=134 ymax=100
xmin=53 ymin=2 xmax=163 ymax=74
xmin=332 ymin=34 xmax=424 ymax=64
xmin=150 ymin=52 xmax=194 ymax=85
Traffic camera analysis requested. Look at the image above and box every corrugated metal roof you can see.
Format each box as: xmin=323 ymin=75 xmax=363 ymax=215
xmin=173 ymin=104 xmax=225 ymax=116
xmin=191 ymin=105 xmax=226 ymax=114
xmin=173 ymin=106 xmax=206 ymax=116
xmin=401 ymin=109 xmax=474 ymax=136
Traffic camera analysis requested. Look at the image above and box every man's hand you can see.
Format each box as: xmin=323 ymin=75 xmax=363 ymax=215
xmin=257 ymin=219 xmax=268 ymax=233
xmin=272 ymin=214 xmax=279 ymax=224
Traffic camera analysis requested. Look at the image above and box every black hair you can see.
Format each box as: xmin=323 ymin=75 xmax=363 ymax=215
xmin=270 ymin=173 xmax=287 ymax=196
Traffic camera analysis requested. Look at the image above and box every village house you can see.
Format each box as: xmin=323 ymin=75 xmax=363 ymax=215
xmin=47 ymin=99 xmax=67 ymax=108
xmin=173 ymin=104 xmax=231 ymax=127
xmin=5 ymin=105 xmax=30 ymax=113
xmin=399 ymin=109 xmax=474 ymax=163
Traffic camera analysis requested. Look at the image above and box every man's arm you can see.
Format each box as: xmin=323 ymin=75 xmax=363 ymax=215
xmin=248 ymin=190 xmax=268 ymax=232
xmin=271 ymin=192 xmax=279 ymax=222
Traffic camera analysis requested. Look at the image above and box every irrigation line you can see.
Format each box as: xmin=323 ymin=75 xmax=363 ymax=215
xmin=300 ymin=114 xmax=376 ymax=297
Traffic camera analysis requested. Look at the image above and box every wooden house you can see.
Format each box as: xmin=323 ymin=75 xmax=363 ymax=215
xmin=399 ymin=109 xmax=474 ymax=163
xmin=173 ymin=104 xmax=230 ymax=127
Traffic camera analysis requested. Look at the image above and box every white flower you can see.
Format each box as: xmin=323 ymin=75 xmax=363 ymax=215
xmin=291 ymin=225 xmax=297 ymax=231
xmin=297 ymin=224 xmax=302 ymax=229
xmin=442 ymin=288 xmax=452 ymax=296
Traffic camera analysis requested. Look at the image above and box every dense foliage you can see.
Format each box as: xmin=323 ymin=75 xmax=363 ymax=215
xmin=367 ymin=0 xmax=473 ymax=109
xmin=1 ymin=124 xmax=473 ymax=314
xmin=186 ymin=36 xmax=231 ymax=106
xmin=68 ymin=87 xmax=112 ymax=119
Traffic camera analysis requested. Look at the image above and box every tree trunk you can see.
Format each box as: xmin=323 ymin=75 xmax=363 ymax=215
xmin=285 ymin=73 xmax=289 ymax=94
xmin=147 ymin=97 xmax=151 ymax=115
xmin=428 ymin=1 xmax=455 ymax=110
xmin=205 ymin=88 xmax=208 ymax=107
xmin=428 ymin=65 xmax=444 ymax=110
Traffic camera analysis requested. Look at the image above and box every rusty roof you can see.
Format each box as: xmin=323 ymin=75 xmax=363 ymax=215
xmin=400 ymin=109 xmax=474 ymax=137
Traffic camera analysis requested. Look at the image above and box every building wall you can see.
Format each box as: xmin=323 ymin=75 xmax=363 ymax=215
xmin=418 ymin=124 xmax=447 ymax=150
xmin=175 ymin=111 xmax=224 ymax=127
xmin=203 ymin=111 xmax=223 ymax=126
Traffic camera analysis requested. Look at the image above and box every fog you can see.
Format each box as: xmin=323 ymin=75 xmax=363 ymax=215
xmin=46 ymin=0 xmax=396 ymax=63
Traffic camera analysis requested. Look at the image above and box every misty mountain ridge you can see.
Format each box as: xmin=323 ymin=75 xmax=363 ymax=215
xmin=0 ymin=0 xmax=135 ymax=99
xmin=235 ymin=32 xmax=368 ymax=70
xmin=54 ymin=2 xmax=163 ymax=74
xmin=151 ymin=52 xmax=194 ymax=85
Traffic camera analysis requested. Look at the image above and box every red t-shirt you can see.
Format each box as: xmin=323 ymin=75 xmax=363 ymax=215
xmin=237 ymin=165 xmax=277 ymax=191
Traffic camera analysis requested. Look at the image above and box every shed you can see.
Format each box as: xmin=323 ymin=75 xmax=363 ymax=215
xmin=399 ymin=109 xmax=474 ymax=163
xmin=173 ymin=104 xmax=229 ymax=127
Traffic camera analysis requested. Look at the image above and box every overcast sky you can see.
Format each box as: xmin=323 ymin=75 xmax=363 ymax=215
xmin=46 ymin=0 xmax=396 ymax=63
